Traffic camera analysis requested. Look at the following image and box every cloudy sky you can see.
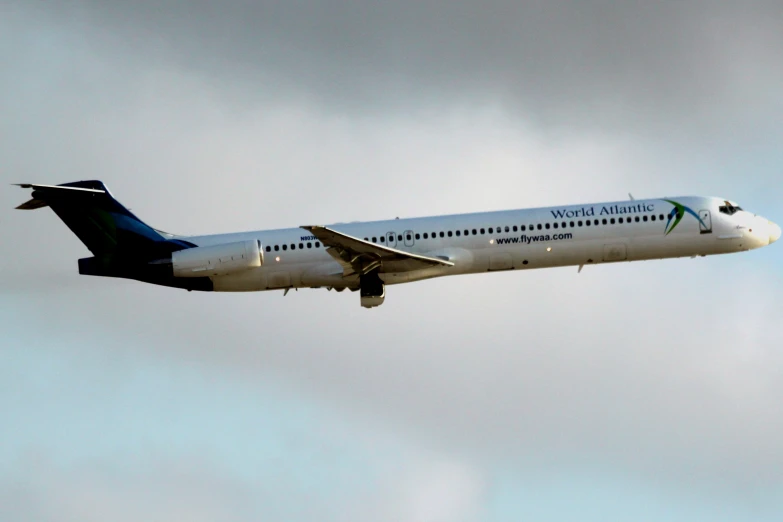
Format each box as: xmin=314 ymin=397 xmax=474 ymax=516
xmin=1 ymin=1 xmax=782 ymax=520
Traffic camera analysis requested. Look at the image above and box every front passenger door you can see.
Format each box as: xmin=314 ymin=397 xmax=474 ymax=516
xmin=699 ymin=210 xmax=712 ymax=234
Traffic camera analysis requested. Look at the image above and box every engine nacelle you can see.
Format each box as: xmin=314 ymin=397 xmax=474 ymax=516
xmin=172 ymin=240 xmax=263 ymax=278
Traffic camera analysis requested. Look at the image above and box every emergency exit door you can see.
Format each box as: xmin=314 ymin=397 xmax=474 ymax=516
xmin=404 ymin=230 xmax=415 ymax=247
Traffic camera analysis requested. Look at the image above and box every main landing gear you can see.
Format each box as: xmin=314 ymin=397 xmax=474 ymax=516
xmin=360 ymin=269 xmax=385 ymax=308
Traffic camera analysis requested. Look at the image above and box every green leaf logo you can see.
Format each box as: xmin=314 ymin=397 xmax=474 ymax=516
xmin=662 ymin=199 xmax=707 ymax=235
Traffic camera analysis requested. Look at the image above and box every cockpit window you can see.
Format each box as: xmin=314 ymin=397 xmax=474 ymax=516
xmin=719 ymin=201 xmax=743 ymax=215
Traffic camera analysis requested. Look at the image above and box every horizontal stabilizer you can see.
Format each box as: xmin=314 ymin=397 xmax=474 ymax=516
xmin=14 ymin=183 xmax=107 ymax=210
xmin=14 ymin=183 xmax=106 ymax=193
xmin=16 ymin=198 xmax=49 ymax=210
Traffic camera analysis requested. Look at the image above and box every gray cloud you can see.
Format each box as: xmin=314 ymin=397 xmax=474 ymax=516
xmin=0 ymin=455 xmax=264 ymax=522
xmin=11 ymin=0 xmax=782 ymax=135
xmin=4 ymin=258 xmax=782 ymax=495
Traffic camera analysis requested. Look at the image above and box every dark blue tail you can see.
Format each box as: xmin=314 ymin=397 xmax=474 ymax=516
xmin=18 ymin=180 xmax=173 ymax=257
xmin=17 ymin=180 xmax=211 ymax=291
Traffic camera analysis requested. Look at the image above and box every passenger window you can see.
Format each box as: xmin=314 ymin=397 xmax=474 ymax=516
xmin=299 ymin=243 xmax=304 ymax=249
xmin=464 ymin=230 xmax=469 ymax=236
xmin=415 ymin=233 xmax=420 ymax=240
xmin=651 ymin=215 xmax=656 ymax=221
xmin=562 ymin=222 xmax=567 ymax=228
xmin=505 ymin=226 xmax=510 ymax=232
xmin=307 ymin=242 xmax=312 ymax=248
xmin=315 ymin=242 xmax=321 ymax=248
xmin=488 ymin=227 xmax=493 ymax=233
xmin=406 ymin=234 xmax=412 ymax=240
xmin=480 ymin=228 xmax=485 ymax=234
xmin=594 ymin=220 xmax=599 ymax=225
xmin=364 ymin=237 xmax=368 ymax=241
xmin=610 ymin=218 xmax=615 ymax=224
xmin=545 ymin=223 xmax=550 ymax=229
xmin=275 ymin=245 xmax=280 ymax=251
xmin=291 ymin=244 xmax=296 ymax=250
xmin=423 ymin=233 xmax=429 ymax=239
xmin=585 ymin=220 xmax=591 ymax=227
xmin=380 ymin=236 xmax=385 ymax=242
xmin=282 ymin=244 xmax=287 ymax=250
xmin=618 ymin=218 xmax=623 ymax=224
xmin=643 ymin=216 xmax=648 ymax=222
xmin=569 ymin=221 xmax=574 ymax=227
xmin=553 ymin=223 xmax=559 ymax=229
xmin=659 ymin=214 xmax=665 ymax=221
xmin=602 ymin=219 xmax=608 ymax=225
xmin=398 ymin=235 xmax=403 ymax=241
xmin=265 ymin=246 xmax=271 ymax=252
xmin=520 ymin=225 xmax=526 ymax=231
xmin=635 ymin=216 xmax=640 ymax=222
xmin=513 ymin=226 xmax=518 ymax=232
xmin=440 ymin=232 xmax=445 ymax=238
xmin=432 ymin=231 xmax=436 ymax=237
xmin=472 ymin=229 xmax=477 ymax=235
xmin=578 ymin=221 xmax=583 ymax=227
xmin=537 ymin=224 xmax=542 ymax=230
xmin=455 ymin=230 xmax=461 ymax=236
xmin=447 ymin=231 xmax=453 ymax=237
xmin=372 ymin=237 xmax=377 ymax=242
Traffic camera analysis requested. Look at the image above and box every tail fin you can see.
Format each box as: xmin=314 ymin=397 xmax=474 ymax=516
xmin=15 ymin=180 xmax=187 ymax=260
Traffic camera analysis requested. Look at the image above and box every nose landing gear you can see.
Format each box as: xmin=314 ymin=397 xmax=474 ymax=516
xmin=360 ymin=269 xmax=385 ymax=308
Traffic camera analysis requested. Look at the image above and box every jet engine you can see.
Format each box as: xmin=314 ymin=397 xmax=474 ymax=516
xmin=172 ymin=240 xmax=263 ymax=277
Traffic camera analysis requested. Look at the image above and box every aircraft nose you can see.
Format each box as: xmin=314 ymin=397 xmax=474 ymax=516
xmin=771 ymin=221 xmax=781 ymax=244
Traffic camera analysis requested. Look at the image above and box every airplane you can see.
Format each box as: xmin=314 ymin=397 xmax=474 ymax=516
xmin=16 ymin=180 xmax=780 ymax=308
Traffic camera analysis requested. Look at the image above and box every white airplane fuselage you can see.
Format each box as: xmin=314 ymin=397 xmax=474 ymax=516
xmin=186 ymin=196 xmax=778 ymax=295
xmin=15 ymin=183 xmax=779 ymax=308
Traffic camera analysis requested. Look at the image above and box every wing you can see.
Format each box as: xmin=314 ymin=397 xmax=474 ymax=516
xmin=301 ymin=225 xmax=454 ymax=276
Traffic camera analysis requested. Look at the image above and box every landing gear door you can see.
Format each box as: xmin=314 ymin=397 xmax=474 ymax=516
xmin=699 ymin=210 xmax=712 ymax=234
xmin=386 ymin=232 xmax=397 ymax=247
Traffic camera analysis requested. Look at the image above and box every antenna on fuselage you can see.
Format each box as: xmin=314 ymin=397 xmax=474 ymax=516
xmin=629 ymin=193 xmax=635 ymax=201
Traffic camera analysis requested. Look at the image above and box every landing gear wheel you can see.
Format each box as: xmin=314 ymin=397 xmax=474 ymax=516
xmin=360 ymin=269 xmax=385 ymax=308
